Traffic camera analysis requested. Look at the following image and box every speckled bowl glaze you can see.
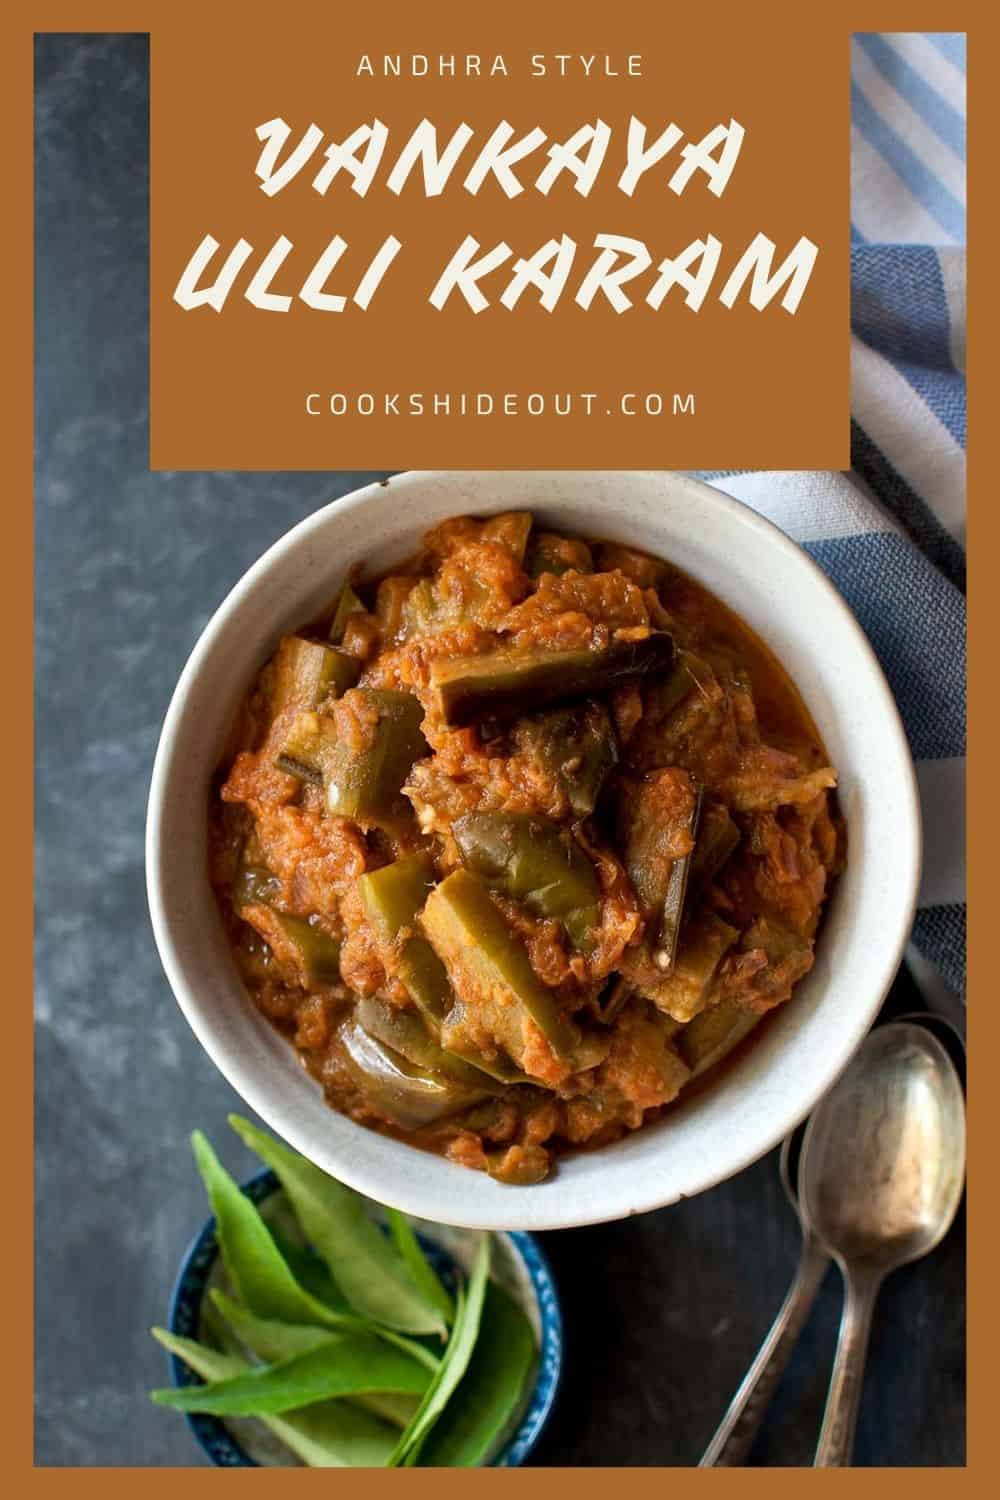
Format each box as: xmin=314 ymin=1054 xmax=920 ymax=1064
xmin=166 ymin=1170 xmax=562 ymax=1468
xmin=147 ymin=471 xmax=921 ymax=1230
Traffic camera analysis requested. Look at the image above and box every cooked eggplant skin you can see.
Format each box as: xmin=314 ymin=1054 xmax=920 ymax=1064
xmin=329 ymin=582 xmax=366 ymax=644
xmin=232 ymin=860 xmax=342 ymax=987
xmin=274 ymin=711 xmax=338 ymax=784
xmin=274 ymin=914 xmax=342 ymax=987
xmin=656 ymin=787 xmax=703 ymax=972
xmin=618 ymin=770 xmax=702 ymax=973
xmin=338 ymin=1020 xmax=488 ymax=1129
xmin=374 ymin=576 xmax=415 ymax=645
xmin=677 ymin=1000 xmax=760 ymax=1076
xmin=690 ymin=797 xmax=742 ymax=888
xmin=325 ymin=690 xmax=427 ymax=831
xmin=276 ymin=692 xmax=427 ymax=832
xmin=270 ymin=635 xmax=362 ymax=717
xmin=453 ymin=811 xmax=601 ymax=952
xmin=421 ymin=868 xmax=581 ymax=1072
xmin=355 ymin=994 xmax=505 ymax=1094
xmin=513 ymin=702 xmax=618 ymax=818
xmin=429 ymin=631 xmax=674 ymax=727
xmin=357 ymin=853 xmax=451 ymax=1027
xmin=629 ymin=910 xmax=740 ymax=1022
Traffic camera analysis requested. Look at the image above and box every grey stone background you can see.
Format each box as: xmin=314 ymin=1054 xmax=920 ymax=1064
xmin=34 ymin=33 xmax=965 ymax=1468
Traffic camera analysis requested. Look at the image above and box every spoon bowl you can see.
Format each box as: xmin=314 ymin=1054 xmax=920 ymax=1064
xmin=799 ymin=1022 xmax=966 ymax=1272
xmin=798 ymin=1021 xmax=966 ymax=1464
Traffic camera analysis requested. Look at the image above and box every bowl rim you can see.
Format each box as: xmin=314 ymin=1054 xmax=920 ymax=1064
xmin=147 ymin=469 xmax=921 ymax=1229
xmin=165 ymin=1167 xmax=564 ymax=1468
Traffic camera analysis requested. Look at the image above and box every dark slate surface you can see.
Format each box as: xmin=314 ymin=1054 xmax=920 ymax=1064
xmin=33 ymin=33 xmax=965 ymax=1468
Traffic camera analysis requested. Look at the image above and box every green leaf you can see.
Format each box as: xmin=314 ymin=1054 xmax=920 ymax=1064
xmin=387 ymin=1208 xmax=455 ymax=1326
xmin=417 ymin=1281 xmax=536 ymax=1466
xmin=150 ymin=1327 xmax=396 ymax=1467
xmin=269 ymin=1231 xmax=351 ymax=1313
xmin=209 ymin=1290 xmax=335 ymax=1362
xmin=389 ymin=1233 xmax=492 ymax=1467
xmin=150 ymin=1334 xmax=431 ymax=1416
xmin=190 ymin=1131 xmax=354 ymax=1333
xmin=351 ymin=1391 xmax=422 ymax=1431
xmin=228 ymin=1116 xmax=446 ymax=1339
xmin=209 ymin=1291 xmax=419 ymax=1431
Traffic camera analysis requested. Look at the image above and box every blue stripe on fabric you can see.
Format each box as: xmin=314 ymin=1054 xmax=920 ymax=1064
xmin=852 ymin=244 xmax=954 ymax=366
xmin=887 ymin=358 xmax=965 ymax=446
xmin=804 ymin=533 xmax=966 ymax=763
xmin=925 ymin=33 xmax=966 ymax=75
xmin=851 ymin=246 xmax=966 ymax=444
xmin=850 ymin=82 xmax=965 ymax=241
xmin=912 ymin=903 xmax=965 ymax=996
xmin=855 ymin=33 xmax=966 ymax=159
xmin=850 ymin=420 xmax=966 ymax=593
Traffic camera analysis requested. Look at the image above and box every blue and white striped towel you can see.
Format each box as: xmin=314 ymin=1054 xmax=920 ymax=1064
xmin=702 ymin=33 xmax=967 ymax=997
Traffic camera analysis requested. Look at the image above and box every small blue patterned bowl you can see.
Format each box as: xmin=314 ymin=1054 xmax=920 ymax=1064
xmin=166 ymin=1169 xmax=562 ymax=1467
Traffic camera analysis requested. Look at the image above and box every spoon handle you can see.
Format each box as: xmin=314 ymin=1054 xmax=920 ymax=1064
xmin=699 ymin=1238 xmax=830 ymax=1466
xmin=814 ymin=1271 xmax=880 ymax=1466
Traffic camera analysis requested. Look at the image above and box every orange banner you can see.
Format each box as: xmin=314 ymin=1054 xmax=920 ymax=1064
xmin=150 ymin=5 xmax=850 ymax=470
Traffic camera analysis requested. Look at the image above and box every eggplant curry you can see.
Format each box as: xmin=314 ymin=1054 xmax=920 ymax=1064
xmin=211 ymin=512 xmax=843 ymax=1184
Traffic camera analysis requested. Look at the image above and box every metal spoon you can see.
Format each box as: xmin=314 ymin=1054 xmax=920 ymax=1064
xmin=700 ymin=1011 xmax=965 ymax=1466
xmin=698 ymin=1130 xmax=830 ymax=1465
xmin=799 ymin=1021 xmax=966 ymax=1466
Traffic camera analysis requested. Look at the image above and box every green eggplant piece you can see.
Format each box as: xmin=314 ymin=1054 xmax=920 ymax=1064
xmin=357 ymin=858 xmax=533 ymax=1086
xmin=355 ymin=996 xmax=504 ymax=1095
xmin=275 ymin=914 xmax=342 ymax=987
xmin=325 ymin=691 xmax=427 ymax=831
xmin=453 ymin=812 xmax=600 ymax=952
xmin=330 ymin=583 xmax=366 ymax=644
xmin=422 ymin=869 xmax=580 ymax=1071
xmin=690 ymin=798 xmax=742 ymax=888
xmin=275 ymin=711 xmax=338 ymax=785
xmin=339 ymin=1021 xmax=487 ymax=1129
xmin=271 ymin=635 xmax=361 ymax=715
xmin=677 ymin=999 xmax=760 ymax=1076
xmin=594 ymin=975 xmax=631 ymax=1024
xmin=277 ymin=693 xmax=427 ymax=832
xmin=637 ymin=911 xmax=740 ymax=1021
xmin=430 ymin=631 xmax=674 ymax=728
xmin=358 ymin=853 xmax=451 ymax=1027
xmin=374 ymin=577 xmax=415 ymax=644
xmin=656 ymin=788 xmax=702 ymax=972
xmin=232 ymin=857 xmax=340 ymax=986
xmin=513 ymin=702 xmax=618 ymax=818
xmin=619 ymin=771 xmax=701 ymax=973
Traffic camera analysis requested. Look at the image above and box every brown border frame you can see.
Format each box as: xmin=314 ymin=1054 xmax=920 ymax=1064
xmin=13 ymin=0 xmax=983 ymax=1482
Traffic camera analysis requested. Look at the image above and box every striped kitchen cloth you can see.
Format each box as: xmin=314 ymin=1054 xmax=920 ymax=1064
xmin=701 ymin=33 xmax=966 ymax=996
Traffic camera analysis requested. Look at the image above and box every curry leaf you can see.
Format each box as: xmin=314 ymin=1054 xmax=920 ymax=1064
xmin=387 ymin=1208 xmax=455 ymax=1325
xmin=417 ymin=1280 xmax=536 ymax=1466
xmin=209 ymin=1290 xmax=335 ymax=1362
xmin=209 ymin=1292 xmax=419 ymax=1430
xmin=191 ymin=1131 xmax=354 ymax=1333
xmin=229 ymin=1116 xmax=446 ymax=1339
xmin=150 ymin=1327 xmax=396 ymax=1467
xmin=269 ymin=1230 xmax=350 ymax=1313
xmin=389 ymin=1233 xmax=492 ymax=1467
xmin=150 ymin=1333 xmax=431 ymax=1416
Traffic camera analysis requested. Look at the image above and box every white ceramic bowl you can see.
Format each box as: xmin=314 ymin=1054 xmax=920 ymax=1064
xmin=147 ymin=471 xmax=920 ymax=1231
